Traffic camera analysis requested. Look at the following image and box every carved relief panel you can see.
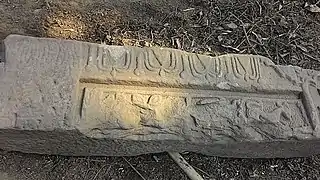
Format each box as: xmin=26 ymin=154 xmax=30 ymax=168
xmin=79 ymin=87 xmax=312 ymax=141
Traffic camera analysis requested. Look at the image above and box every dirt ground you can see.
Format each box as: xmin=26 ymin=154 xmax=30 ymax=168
xmin=1 ymin=0 xmax=320 ymax=179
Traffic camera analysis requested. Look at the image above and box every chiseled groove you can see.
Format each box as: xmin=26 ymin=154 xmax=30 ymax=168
xmin=0 ymin=41 xmax=5 ymax=63
xmin=79 ymin=78 xmax=300 ymax=100
xmin=79 ymin=88 xmax=86 ymax=118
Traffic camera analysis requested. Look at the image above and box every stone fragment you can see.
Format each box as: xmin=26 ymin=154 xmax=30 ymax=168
xmin=0 ymin=35 xmax=320 ymax=158
xmin=224 ymin=22 xmax=238 ymax=29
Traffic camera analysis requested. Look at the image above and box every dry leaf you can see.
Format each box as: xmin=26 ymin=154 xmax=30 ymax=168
xmin=279 ymin=16 xmax=288 ymax=27
xmin=217 ymin=35 xmax=224 ymax=42
xmin=224 ymin=22 xmax=238 ymax=29
xmin=309 ymin=5 xmax=320 ymax=12
xmin=305 ymin=3 xmax=320 ymax=13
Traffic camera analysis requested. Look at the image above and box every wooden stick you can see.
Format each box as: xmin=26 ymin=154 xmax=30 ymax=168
xmin=122 ymin=157 xmax=146 ymax=180
xmin=168 ymin=152 xmax=204 ymax=180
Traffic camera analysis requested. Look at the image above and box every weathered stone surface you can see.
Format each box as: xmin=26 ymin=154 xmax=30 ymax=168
xmin=1 ymin=35 xmax=320 ymax=158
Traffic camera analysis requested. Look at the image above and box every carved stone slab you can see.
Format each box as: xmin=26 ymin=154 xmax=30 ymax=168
xmin=0 ymin=35 xmax=320 ymax=158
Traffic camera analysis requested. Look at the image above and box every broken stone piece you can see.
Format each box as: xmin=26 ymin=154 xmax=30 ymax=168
xmin=224 ymin=22 xmax=238 ymax=29
xmin=0 ymin=35 xmax=320 ymax=158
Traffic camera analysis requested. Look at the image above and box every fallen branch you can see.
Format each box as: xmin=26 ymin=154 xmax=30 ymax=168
xmin=122 ymin=157 xmax=146 ymax=180
xmin=168 ymin=152 xmax=204 ymax=180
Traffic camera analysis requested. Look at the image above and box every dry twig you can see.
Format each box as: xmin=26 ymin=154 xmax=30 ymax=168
xmin=168 ymin=152 xmax=204 ymax=180
xmin=122 ymin=157 xmax=146 ymax=180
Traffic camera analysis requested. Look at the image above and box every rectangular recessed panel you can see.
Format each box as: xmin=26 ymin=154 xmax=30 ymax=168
xmin=78 ymin=85 xmax=312 ymax=142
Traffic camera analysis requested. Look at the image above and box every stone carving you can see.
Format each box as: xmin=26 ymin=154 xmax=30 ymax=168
xmin=80 ymin=87 xmax=311 ymax=142
xmin=83 ymin=44 xmax=307 ymax=94
xmin=263 ymin=61 xmax=320 ymax=86
xmin=2 ymin=35 xmax=320 ymax=158
xmin=303 ymin=74 xmax=320 ymax=132
xmin=86 ymin=44 xmax=262 ymax=82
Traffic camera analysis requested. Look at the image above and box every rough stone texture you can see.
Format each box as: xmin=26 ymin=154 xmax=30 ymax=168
xmin=0 ymin=35 xmax=320 ymax=158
